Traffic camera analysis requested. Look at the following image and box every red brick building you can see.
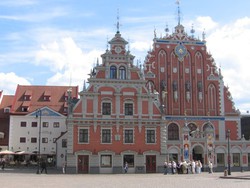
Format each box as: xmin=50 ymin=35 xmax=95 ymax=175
xmin=144 ymin=23 xmax=249 ymax=172
xmin=67 ymin=29 xmax=163 ymax=173
xmin=68 ymin=20 xmax=250 ymax=174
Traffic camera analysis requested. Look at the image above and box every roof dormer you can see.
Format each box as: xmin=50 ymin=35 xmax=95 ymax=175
xmin=24 ymin=90 xmax=32 ymax=101
xmin=43 ymin=90 xmax=51 ymax=101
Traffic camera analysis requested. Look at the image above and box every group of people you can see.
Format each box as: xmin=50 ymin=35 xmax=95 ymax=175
xmin=163 ymin=160 xmax=204 ymax=175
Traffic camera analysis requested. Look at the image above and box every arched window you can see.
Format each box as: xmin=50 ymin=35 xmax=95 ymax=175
xmin=119 ymin=66 xmax=126 ymax=79
xmin=203 ymin=123 xmax=214 ymax=132
xmin=168 ymin=123 xmax=179 ymax=140
xmin=188 ymin=123 xmax=197 ymax=137
xmin=110 ymin=66 xmax=117 ymax=79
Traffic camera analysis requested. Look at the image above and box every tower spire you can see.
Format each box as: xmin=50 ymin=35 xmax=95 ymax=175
xmin=176 ymin=0 xmax=181 ymax=25
xmin=116 ymin=8 xmax=120 ymax=33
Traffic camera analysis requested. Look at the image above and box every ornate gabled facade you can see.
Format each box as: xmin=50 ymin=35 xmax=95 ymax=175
xmin=144 ymin=20 xmax=249 ymax=171
xmin=67 ymin=29 xmax=164 ymax=174
xmin=68 ymin=6 xmax=250 ymax=173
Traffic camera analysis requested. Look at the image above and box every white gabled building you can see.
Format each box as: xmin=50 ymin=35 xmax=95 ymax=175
xmin=5 ymin=85 xmax=78 ymax=164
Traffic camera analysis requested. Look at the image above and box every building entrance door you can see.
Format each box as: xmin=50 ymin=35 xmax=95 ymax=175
xmin=78 ymin=155 xmax=89 ymax=174
xmin=146 ymin=155 xmax=156 ymax=173
xmin=192 ymin=146 xmax=204 ymax=164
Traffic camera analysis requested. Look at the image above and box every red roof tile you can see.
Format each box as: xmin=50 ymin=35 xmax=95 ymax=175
xmin=11 ymin=85 xmax=78 ymax=115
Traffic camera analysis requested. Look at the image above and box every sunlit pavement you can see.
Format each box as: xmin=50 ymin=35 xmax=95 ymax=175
xmin=1 ymin=168 xmax=250 ymax=188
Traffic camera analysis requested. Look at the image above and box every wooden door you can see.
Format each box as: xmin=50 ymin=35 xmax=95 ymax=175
xmin=146 ymin=155 xmax=156 ymax=173
xmin=78 ymin=155 xmax=89 ymax=174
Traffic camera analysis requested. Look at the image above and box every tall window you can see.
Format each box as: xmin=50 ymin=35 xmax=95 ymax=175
xmin=146 ymin=129 xmax=156 ymax=143
xmin=217 ymin=153 xmax=225 ymax=166
xmin=124 ymin=155 xmax=134 ymax=167
xmin=102 ymin=129 xmax=111 ymax=143
xmin=168 ymin=123 xmax=179 ymax=140
xmin=119 ymin=66 xmax=126 ymax=79
xmin=101 ymin=155 xmax=112 ymax=167
xmin=110 ymin=66 xmax=117 ymax=79
xmin=233 ymin=153 xmax=240 ymax=167
xmin=102 ymin=102 xmax=111 ymax=115
xmin=124 ymin=129 xmax=133 ymax=143
xmin=62 ymin=139 xmax=67 ymax=148
xmin=79 ymin=129 xmax=89 ymax=143
xmin=125 ymin=103 xmax=133 ymax=116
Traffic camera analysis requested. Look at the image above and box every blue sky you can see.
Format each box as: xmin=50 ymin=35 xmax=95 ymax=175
xmin=0 ymin=0 xmax=250 ymax=113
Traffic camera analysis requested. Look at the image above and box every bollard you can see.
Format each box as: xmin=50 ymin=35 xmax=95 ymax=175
xmin=224 ymin=169 xmax=228 ymax=177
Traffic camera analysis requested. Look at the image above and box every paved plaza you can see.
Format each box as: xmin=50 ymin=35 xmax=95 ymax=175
xmin=0 ymin=168 xmax=250 ymax=188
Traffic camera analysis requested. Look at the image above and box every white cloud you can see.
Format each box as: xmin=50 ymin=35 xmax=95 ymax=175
xmin=195 ymin=16 xmax=218 ymax=32
xmin=35 ymin=37 xmax=102 ymax=88
xmin=0 ymin=72 xmax=31 ymax=95
xmin=206 ymin=17 xmax=250 ymax=112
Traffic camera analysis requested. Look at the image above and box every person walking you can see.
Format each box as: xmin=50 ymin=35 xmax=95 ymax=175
xmin=41 ymin=159 xmax=47 ymax=174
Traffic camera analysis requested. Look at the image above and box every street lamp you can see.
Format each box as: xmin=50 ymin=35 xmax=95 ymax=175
xmin=36 ymin=109 xmax=42 ymax=174
xmin=227 ymin=129 xmax=231 ymax=175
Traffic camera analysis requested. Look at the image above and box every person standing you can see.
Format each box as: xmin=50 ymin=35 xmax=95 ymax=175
xmin=191 ymin=160 xmax=195 ymax=174
xmin=208 ymin=161 xmax=213 ymax=174
xmin=1 ymin=158 xmax=5 ymax=170
xmin=62 ymin=162 xmax=66 ymax=174
xmin=163 ymin=161 xmax=168 ymax=175
xmin=124 ymin=162 xmax=128 ymax=173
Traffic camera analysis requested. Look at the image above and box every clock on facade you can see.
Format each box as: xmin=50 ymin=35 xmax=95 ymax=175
xmin=175 ymin=42 xmax=187 ymax=62
xmin=115 ymin=46 xmax=122 ymax=53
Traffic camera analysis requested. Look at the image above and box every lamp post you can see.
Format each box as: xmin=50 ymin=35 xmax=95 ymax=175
xmin=36 ymin=109 xmax=42 ymax=174
xmin=227 ymin=129 xmax=231 ymax=175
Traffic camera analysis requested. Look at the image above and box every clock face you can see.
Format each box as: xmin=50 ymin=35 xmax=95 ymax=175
xmin=175 ymin=43 xmax=187 ymax=61
xmin=115 ymin=46 xmax=122 ymax=53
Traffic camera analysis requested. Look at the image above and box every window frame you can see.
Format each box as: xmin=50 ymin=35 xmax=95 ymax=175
xmin=124 ymin=129 xmax=134 ymax=144
xmin=31 ymin=122 xmax=38 ymax=127
xmin=119 ymin=66 xmax=126 ymax=79
xmin=233 ymin=153 xmax=240 ymax=167
xmin=62 ymin=139 xmax=67 ymax=148
xmin=101 ymin=128 xmax=112 ymax=144
xmin=217 ymin=153 xmax=225 ymax=166
xmin=78 ymin=128 xmax=89 ymax=144
xmin=20 ymin=137 xmax=26 ymax=143
xmin=123 ymin=154 xmax=134 ymax=167
xmin=146 ymin=128 xmax=156 ymax=144
xmin=110 ymin=65 xmax=117 ymax=79
xmin=20 ymin=121 xmax=27 ymax=127
xmin=125 ymin=103 xmax=133 ymax=116
xmin=53 ymin=122 xmax=60 ymax=128
xmin=100 ymin=154 xmax=112 ymax=167
xmin=102 ymin=102 xmax=111 ymax=115
xmin=42 ymin=137 xmax=48 ymax=143
xmin=42 ymin=122 xmax=49 ymax=128
xmin=168 ymin=123 xmax=179 ymax=140
xmin=31 ymin=137 xmax=37 ymax=143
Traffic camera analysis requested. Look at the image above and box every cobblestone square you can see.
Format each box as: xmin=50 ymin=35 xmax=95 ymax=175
xmin=1 ymin=169 xmax=250 ymax=188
